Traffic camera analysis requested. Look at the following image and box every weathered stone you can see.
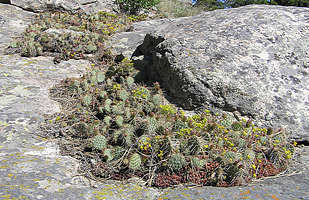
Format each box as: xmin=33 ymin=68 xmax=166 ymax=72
xmin=1 ymin=2 xmax=309 ymax=199
xmin=135 ymin=5 xmax=309 ymax=141
xmin=107 ymin=18 xmax=171 ymax=58
xmin=9 ymin=0 xmax=116 ymax=14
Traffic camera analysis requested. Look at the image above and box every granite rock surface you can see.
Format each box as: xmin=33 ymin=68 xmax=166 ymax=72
xmin=133 ymin=5 xmax=309 ymax=141
xmin=0 ymin=2 xmax=309 ymax=200
xmin=7 ymin=0 xmax=115 ymax=14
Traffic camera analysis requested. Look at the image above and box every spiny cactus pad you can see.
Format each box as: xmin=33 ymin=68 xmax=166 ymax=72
xmin=129 ymin=153 xmax=142 ymax=170
xmin=168 ymin=153 xmax=187 ymax=172
xmin=92 ymin=135 xmax=107 ymax=150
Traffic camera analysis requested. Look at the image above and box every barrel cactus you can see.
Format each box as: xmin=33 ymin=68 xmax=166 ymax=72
xmin=244 ymin=149 xmax=255 ymax=161
xmin=112 ymin=104 xmax=124 ymax=115
xmin=237 ymin=138 xmax=247 ymax=149
xmin=168 ymin=153 xmax=187 ymax=172
xmin=96 ymin=72 xmax=105 ymax=83
xmin=90 ymin=74 xmax=97 ymax=85
xmin=152 ymin=94 xmax=162 ymax=106
xmin=104 ymin=116 xmax=112 ymax=126
xmin=104 ymin=99 xmax=112 ymax=112
xmin=182 ymin=136 xmax=203 ymax=155
xmin=113 ymin=146 xmax=125 ymax=160
xmin=231 ymin=122 xmax=243 ymax=131
xmin=146 ymin=117 xmax=158 ymax=134
xmin=220 ymin=114 xmax=234 ymax=129
xmin=115 ymin=115 xmax=124 ymax=127
xmin=81 ymin=79 xmax=89 ymax=91
xmin=126 ymin=76 xmax=135 ymax=87
xmin=99 ymin=91 xmax=107 ymax=99
xmin=223 ymin=151 xmax=242 ymax=164
xmin=118 ymin=89 xmax=129 ymax=101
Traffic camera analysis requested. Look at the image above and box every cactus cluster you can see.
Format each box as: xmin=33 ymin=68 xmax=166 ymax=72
xmin=6 ymin=11 xmax=139 ymax=63
xmin=29 ymin=10 xmax=297 ymax=188
xmin=49 ymin=55 xmax=296 ymax=188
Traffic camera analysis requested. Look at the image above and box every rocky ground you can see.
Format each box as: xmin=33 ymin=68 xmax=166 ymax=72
xmin=0 ymin=2 xmax=309 ymax=200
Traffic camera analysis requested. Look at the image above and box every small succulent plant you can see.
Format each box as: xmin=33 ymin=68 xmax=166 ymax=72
xmin=191 ymin=157 xmax=206 ymax=169
xmin=129 ymin=153 xmax=142 ymax=170
xmin=92 ymin=135 xmax=107 ymax=150
xmin=168 ymin=153 xmax=187 ymax=172
xmin=82 ymin=94 xmax=92 ymax=106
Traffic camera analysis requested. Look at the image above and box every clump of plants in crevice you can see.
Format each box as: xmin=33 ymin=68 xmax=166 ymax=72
xmin=44 ymin=57 xmax=296 ymax=188
xmin=6 ymin=10 xmax=143 ymax=63
xmin=15 ymin=9 xmax=296 ymax=188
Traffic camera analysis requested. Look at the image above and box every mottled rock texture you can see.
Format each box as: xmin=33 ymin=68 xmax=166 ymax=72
xmin=9 ymin=0 xmax=115 ymax=14
xmin=1 ymin=2 xmax=309 ymax=199
xmin=134 ymin=5 xmax=309 ymax=141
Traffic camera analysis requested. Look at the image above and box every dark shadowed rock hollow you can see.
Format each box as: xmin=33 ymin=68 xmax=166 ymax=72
xmin=133 ymin=5 xmax=309 ymax=141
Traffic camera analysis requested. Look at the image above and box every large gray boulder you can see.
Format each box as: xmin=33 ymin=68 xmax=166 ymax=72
xmin=9 ymin=0 xmax=116 ymax=13
xmin=134 ymin=5 xmax=309 ymax=141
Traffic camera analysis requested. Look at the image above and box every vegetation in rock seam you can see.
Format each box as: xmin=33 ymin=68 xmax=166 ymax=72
xmin=9 ymin=10 xmax=297 ymax=188
xmin=5 ymin=10 xmax=145 ymax=64
xmin=46 ymin=58 xmax=296 ymax=188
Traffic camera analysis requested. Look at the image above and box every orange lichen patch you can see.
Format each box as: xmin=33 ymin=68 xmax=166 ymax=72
xmin=271 ymin=194 xmax=280 ymax=200
xmin=239 ymin=190 xmax=250 ymax=195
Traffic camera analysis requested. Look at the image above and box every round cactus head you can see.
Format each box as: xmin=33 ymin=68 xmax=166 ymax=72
xmin=168 ymin=153 xmax=187 ymax=172
xmin=92 ymin=135 xmax=107 ymax=150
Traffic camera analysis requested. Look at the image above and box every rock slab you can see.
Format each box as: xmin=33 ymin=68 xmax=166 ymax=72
xmin=135 ymin=5 xmax=309 ymax=141
xmin=1 ymin=2 xmax=309 ymax=200
xmin=9 ymin=0 xmax=116 ymax=14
